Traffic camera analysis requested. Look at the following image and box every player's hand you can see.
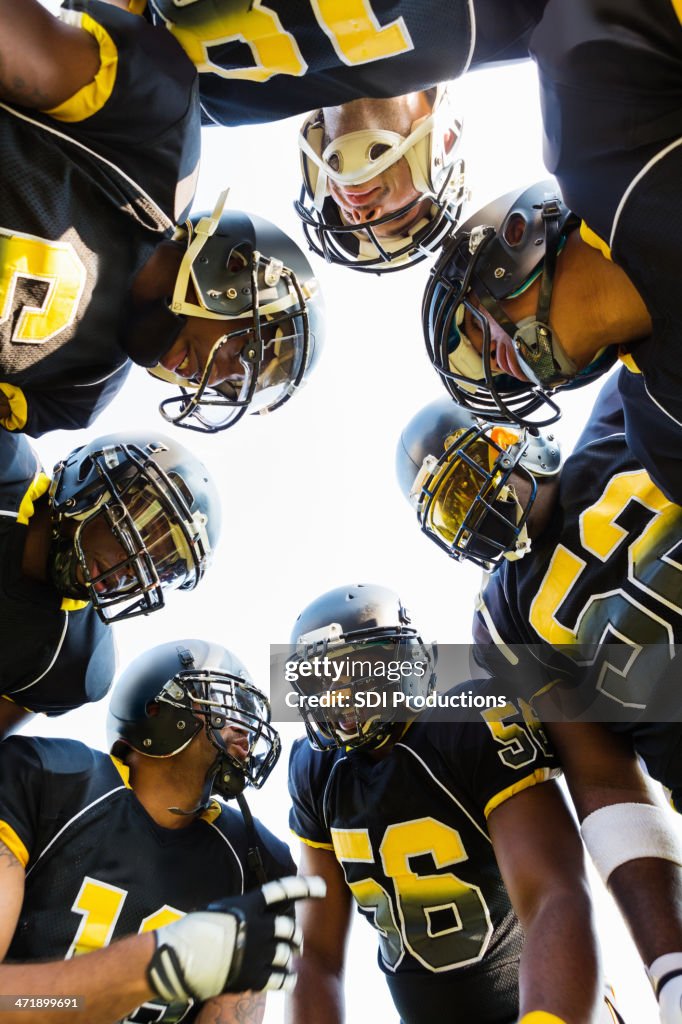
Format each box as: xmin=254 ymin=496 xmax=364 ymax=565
xmin=147 ymin=875 xmax=327 ymax=1003
xmin=659 ymin=976 xmax=682 ymax=1023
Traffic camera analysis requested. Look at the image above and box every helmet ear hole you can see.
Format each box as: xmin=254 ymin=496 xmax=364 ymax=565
xmin=502 ymin=213 xmax=527 ymax=247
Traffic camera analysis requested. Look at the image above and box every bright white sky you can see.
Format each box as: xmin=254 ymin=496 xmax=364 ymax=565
xmin=26 ymin=12 xmax=676 ymax=1019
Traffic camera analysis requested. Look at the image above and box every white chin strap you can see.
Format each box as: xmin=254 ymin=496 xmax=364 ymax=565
xmin=299 ymin=86 xmax=458 ymax=212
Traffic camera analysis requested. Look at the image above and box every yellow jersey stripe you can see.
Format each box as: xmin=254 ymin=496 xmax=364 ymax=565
xmin=0 ymin=383 xmax=28 ymax=431
xmin=671 ymin=0 xmax=682 ymax=25
xmin=484 ymin=767 xmax=555 ymax=819
xmin=60 ymin=597 xmax=90 ymax=612
xmin=0 ymin=820 xmax=29 ymax=868
xmin=109 ymin=755 xmax=132 ymax=788
xmin=16 ymin=472 xmax=50 ymax=526
xmin=618 ymin=350 xmax=642 ymax=374
xmin=579 ymin=221 xmax=612 ymax=261
xmin=290 ymin=830 xmax=335 ymax=851
xmin=45 ymin=12 xmax=118 ymax=123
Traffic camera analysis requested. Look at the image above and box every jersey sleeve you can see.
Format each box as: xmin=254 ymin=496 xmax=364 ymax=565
xmin=0 ymin=738 xmax=46 ymax=868
xmin=38 ymin=0 xmax=200 ymax=223
xmin=2 ymin=361 xmax=130 ymax=438
xmin=440 ymin=684 xmax=560 ymax=821
xmin=288 ymin=737 xmax=334 ymax=849
xmin=252 ymin=819 xmax=296 ymax=882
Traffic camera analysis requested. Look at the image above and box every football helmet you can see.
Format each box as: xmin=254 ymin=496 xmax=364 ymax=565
xmin=108 ymin=639 xmax=281 ymax=801
xmin=288 ymin=583 xmax=436 ymax=751
xmin=128 ymin=191 xmax=325 ymax=433
xmin=423 ymin=180 xmax=615 ymax=426
xmin=396 ymin=397 xmax=561 ymax=569
xmin=48 ymin=432 xmax=220 ymax=623
xmin=295 ymin=86 xmax=466 ymax=272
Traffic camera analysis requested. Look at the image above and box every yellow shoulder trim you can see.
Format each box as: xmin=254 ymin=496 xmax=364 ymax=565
xmin=109 ymin=755 xmax=132 ymax=788
xmin=59 ymin=597 xmax=90 ymax=612
xmin=484 ymin=767 xmax=556 ymax=819
xmin=45 ymin=12 xmax=118 ymax=123
xmin=0 ymin=820 xmax=29 ymax=868
xmin=618 ymin=349 xmax=642 ymax=374
xmin=0 ymin=383 xmax=28 ymax=432
xmin=290 ymin=830 xmax=334 ymax=851
xmin=671 ymin=0 xmax=682 ymax=26
xmin=579 ymin=221 xmax=612 ymax=261
xmin=16 ymin=472 xmax=50 ymax=527
xmin=1 ymin=694 xmax=32 ymax=713
xmin=127 ymin=0 xmax=147 ymax=13
xmin=199 ymin=800 xmax=222 ymax=825
xmin=518 ymin=1014 xmax=568 ymax=1024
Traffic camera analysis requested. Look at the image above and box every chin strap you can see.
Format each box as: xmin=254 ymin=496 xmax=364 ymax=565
xmin=237 ymin=792 xmax=268 ymax=887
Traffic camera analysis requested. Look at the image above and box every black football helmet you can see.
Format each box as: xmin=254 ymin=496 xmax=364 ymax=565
xmin=48 ymin=432 xmax=220 ymax=623
xmin=128 ymin=191 xmax=325 ymax=432
xmin=295 ymin=86 xmax=466 ymax=273
xmin=396 ymin=397 xmax=561 ymax=570
xmin=288 ymin=583 xmax=436 ymax=751
xmin=423 ymin=180 xmax=615 ymax=426
xmin=107 ymin=639 xmax=281 ymax=801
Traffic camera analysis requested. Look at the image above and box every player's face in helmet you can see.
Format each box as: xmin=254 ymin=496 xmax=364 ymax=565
xmin=296 ymin=88 xmax=465 ymax=272
xmin=128 ymin=192 xmax=323 ymax=433
xmin=397 ymin=398 xmax=562 ymax=570
xmin=48 ymin=435 xmax=218 ymax=623
xmin=161 ymin=669 xmax=281 ymax=796
xmin=323 ymin=95 xmax=434 ymax=239
xmin=289 ymin=584 xmax=437 ymax=752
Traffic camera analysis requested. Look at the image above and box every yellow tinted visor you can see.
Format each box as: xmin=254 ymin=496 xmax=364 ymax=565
xmin=423 ymin=430 xmax=515 ymax=544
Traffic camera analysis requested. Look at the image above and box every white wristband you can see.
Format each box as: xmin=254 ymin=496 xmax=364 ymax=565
xmin=581 ymin=802 xmax=682 ymax=884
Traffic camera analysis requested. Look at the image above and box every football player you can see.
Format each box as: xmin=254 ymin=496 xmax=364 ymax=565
xmin=285 ymin=583 xmax=623 ymax=1024
xmin=0 ymin=639 xmax=325 ymax=1024
xmin=121 ymin=0 xmax=545 ymax=272
xmin=397 ymin=381 xmax=682 ymax=1020
xmin=422 ymin=179 xmax=682 ymax=504
xmin=0 ymin=428 xmax=220 ymax=735
xmin=0 ymin=2 xmax=323 ymax=435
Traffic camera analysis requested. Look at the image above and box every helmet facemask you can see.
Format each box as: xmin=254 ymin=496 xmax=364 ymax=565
xmin=289 ymin=624 xmax=436 ymax=751
xmin=409 ymin=423 xmax=541 ymax=570
xmin=424 ymin=187 xmax=600 ymax=427
xmin=157 ymin=667 xmax=281 ymax=799
xmin=149 ymin=191 xmax=315 ymax=432
xmin=295 ymin=88 xmax=467 ymax=272
xmin=48 ymin=443 xmax=211 ymax=623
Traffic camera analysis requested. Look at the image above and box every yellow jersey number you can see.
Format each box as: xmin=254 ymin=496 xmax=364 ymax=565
xmin=0 ymin=230 xmax=86 ymax=345
xmin=67 ymin=876 xmax=187 ymax=1023
xmin=528 ymin=469 xmax=682 ymax=706
xmin=332 ymin=818 xmax=492 ymax=972
xmin=155 ymin=0 xmax=414 ymax=81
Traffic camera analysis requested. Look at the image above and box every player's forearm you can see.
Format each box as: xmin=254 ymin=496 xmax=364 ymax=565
xmin=195 ymin=992 xmax=266 ymax=1024
xmin=0 ymin=933 xmax=156 ymax=1024
xmin=286 ymin=958 xmax=344 ymax=1024
xmin=518 ymin=886 xmax=601 ymax=1023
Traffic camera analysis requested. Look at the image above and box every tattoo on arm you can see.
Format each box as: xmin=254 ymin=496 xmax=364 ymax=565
xmin=0 ymin=56 xmax=55 ymax=109
xmin=199 ymin=993 xmax=266 ymax=1024
xmin=0 ymin=843 xmax=23 ymax=872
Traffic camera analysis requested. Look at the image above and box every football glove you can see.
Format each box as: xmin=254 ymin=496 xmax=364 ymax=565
xmin=148 ymin=874 xmax=326 ymax=1003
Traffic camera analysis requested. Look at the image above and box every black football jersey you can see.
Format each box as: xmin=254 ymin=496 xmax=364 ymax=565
xmin=475 ymin=372 xmax=682 ymax=802
xmin=289 ymin=687 xmax=559 ymax=1024
xmin=0 ymin=0 xmax=200 ymax=436
xmin=0 ymin=431 xmax=114 ymax=715
xmin=529 ymin=0 xmax=682 ymax=503
xmin=147 ymin=0 xmax=547 ymax=126
xmin=0 ymin=736 xmax=295 ymax=1024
